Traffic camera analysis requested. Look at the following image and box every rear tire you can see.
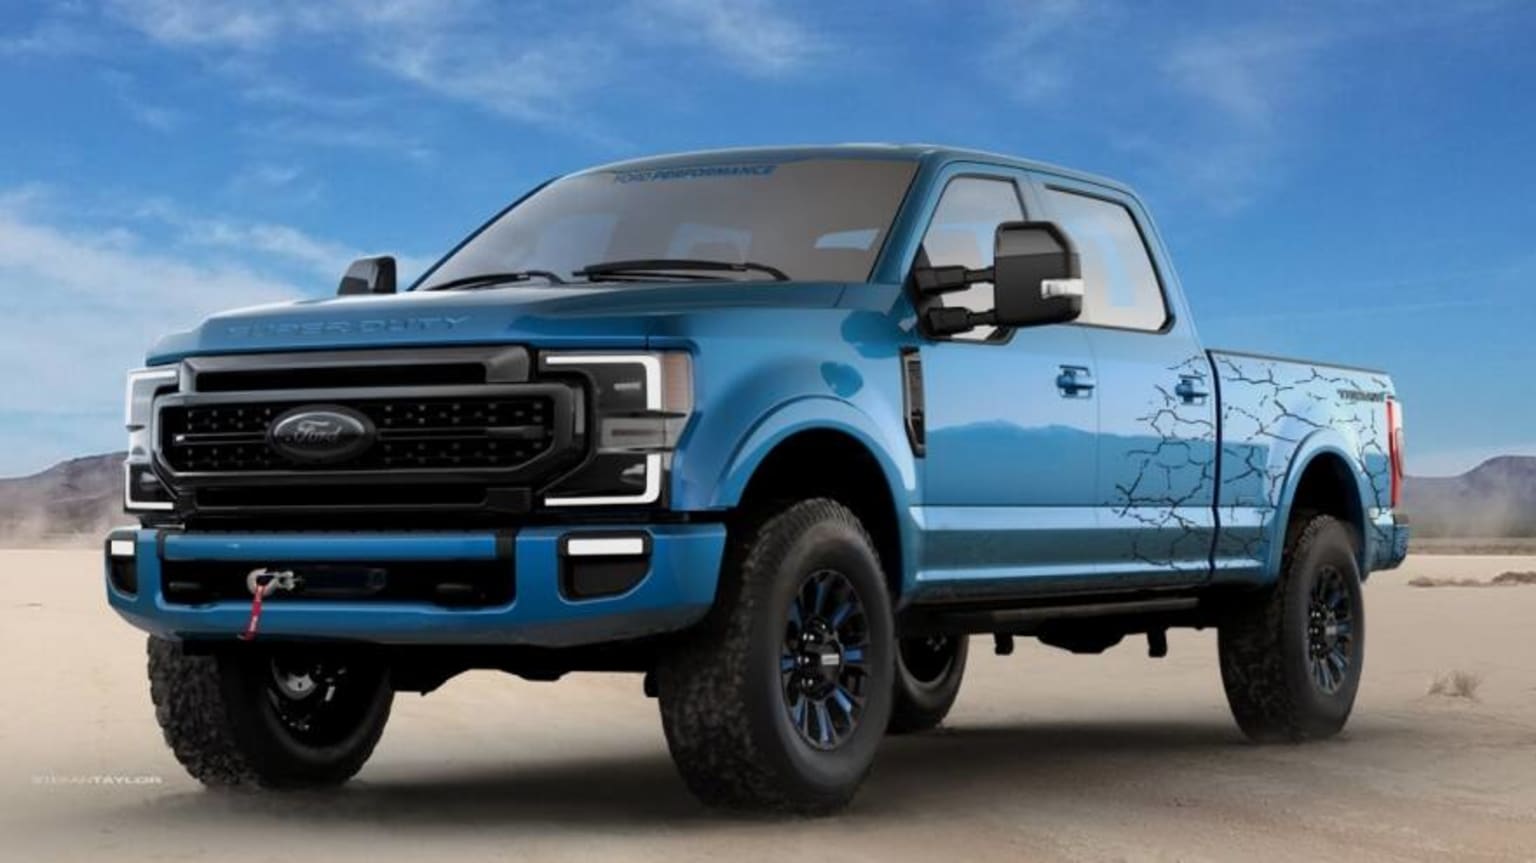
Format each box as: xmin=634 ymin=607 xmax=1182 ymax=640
xmin=657 ymin=498 xmax=895 ymax=814
xmin=888 ymin=634 xmax=967 ymax=734
xmin=1218 ymin=514 xmax=1365 ymax=742
xmin=148 ymin=637 xmax=393 ymax=788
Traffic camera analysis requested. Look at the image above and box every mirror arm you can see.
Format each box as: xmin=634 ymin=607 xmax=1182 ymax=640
xmin=923 ymin=306 xmax=997 ymax=336
xmin=912 ymin=264 xmax=996 ymax=296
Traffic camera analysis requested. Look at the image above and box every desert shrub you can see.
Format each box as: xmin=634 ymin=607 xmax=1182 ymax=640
xmin=1428 ymin=671 xmax=1482 ymax=700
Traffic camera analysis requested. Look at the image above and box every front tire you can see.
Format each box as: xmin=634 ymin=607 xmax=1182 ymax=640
xmin=1218 ymin=514 xmax=1365 ymax=742
xmin=657 ymin=499 xmax=895 ymax=814
xmin=148 ymin=637 xmax=393 ymax=788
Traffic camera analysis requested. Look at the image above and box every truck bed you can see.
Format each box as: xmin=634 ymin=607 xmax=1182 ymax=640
xmin=1208 ymin=348 xmax=1400 ymax=578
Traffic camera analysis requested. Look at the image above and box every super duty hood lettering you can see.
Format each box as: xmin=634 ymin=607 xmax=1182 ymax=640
xmin=224 ymin=316 xmax=471 ymax=338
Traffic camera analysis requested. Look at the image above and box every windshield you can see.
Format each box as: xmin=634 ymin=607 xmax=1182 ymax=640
xmin=416 ymin=158 xmax=919 ymax=288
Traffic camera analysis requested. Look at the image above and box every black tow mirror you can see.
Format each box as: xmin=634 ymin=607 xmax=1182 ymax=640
xmin=916 ymin=221 xmax=1083 ymax=335
xmin=990 ymin=221 xmax=1082 ymax=328
xmin=337 ymin=255 xmax=397 ymax=296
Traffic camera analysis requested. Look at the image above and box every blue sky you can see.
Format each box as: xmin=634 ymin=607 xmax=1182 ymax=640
xmin=0 ymin=0 xmax=1532 ymax=477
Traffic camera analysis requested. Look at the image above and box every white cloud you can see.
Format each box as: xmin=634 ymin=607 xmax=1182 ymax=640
xmin=104 ymin=0 xmax=609 ymax=124
xmin=104 ymin=0 xmax=291 ymax=48
xmin=0 ymin=197 xmax=297 ymax=311
xmin=0 ymin=1 xmax=102 ymax=57
xmin=101 ymin=0 xmax=826 ymax=129
xmin=100 ymin=69 xmax=185 ymax=132
xmin=126 ymin=197 xmax=432 ymax=284
xmin=382 ymin=31 xmax=608 ymax=125
xmin=0 ymin=19 xmax=100 ymax=57
xmin=1162 ymin=29 xmax=1323 ymax=134
xmin=0 ymin=192 xmax=306 ymax=472
xmin=980 ymin=0 xmax=1101 ymax=102
xmin=633 ymin=0 xmax=825 ymax=77
xmin=180 ymin=221 xmax=362 ymax=279
xmin=0 ymin=189 xmax=438 ymax=472
xmin=241 ymin=117 xmax=436 ymax=163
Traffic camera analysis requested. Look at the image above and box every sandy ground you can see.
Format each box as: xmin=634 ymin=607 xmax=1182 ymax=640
xmin=2 ymin=551 xmax=1533 ymax=862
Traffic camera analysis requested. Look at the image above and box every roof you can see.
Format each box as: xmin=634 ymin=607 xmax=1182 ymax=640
xmin=574 ymin=143 xmax=1131 ymax=194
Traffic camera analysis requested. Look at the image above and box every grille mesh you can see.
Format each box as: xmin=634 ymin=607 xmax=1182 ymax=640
xmin=160 ymin=395 xmax=554 ymax=472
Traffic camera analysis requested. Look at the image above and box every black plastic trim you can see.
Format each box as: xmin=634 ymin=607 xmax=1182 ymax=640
xmin=183 ymin=346 xmax=531 ymax=391
xmin=900 ymin=347 xmax=926 ymax=456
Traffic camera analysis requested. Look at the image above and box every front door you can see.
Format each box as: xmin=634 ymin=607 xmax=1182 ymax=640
xmin=914 ymin=172 xmax=1101 ymax=597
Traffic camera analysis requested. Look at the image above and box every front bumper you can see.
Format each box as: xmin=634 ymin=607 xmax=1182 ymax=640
xmin=104 ymin=524 xmax=726 ymax=647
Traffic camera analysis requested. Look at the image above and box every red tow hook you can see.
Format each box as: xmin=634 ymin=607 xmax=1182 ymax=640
xmin=239 ymin=569 xmax=298 ymax=642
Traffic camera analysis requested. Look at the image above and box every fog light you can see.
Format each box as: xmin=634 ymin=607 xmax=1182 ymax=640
xmin=559 ymin=532 xmax=651 ymax=599
xmin=104 ymin=533 xmax=138 ymax=596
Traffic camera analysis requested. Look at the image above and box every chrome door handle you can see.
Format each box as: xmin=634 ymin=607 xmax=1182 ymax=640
xmin=1057 ymin=365 xmax=1096 ymax=397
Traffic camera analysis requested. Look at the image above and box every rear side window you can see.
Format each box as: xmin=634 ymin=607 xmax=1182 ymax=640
xmin=919 ymin=176 xmax=1025 ymax=341
xmin=1043 ymin=188 xmax=1167 ymax=331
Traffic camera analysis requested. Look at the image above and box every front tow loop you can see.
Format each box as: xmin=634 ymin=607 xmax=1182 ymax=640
xmin=239 ymin=569 xmax=300 ymax=642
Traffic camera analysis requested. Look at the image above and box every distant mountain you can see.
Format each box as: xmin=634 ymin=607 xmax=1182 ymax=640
xmin=0 ymin=452 xmax=1531 ymax=546
xmin=0 ymin=452 xmax=125 ymax=546
xmin=1401 ymin=456 xmax=1536 ymax=538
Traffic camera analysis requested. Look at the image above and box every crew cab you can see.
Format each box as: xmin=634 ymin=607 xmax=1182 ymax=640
xmin=107 ymin=145 xmax=1409 ymax=813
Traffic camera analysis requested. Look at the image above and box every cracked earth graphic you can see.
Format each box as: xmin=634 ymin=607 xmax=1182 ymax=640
xmin=1113 ymin=353 xmax=1394 ymax=571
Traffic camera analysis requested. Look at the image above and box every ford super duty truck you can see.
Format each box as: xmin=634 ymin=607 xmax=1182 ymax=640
xmin=107 ymin=145 xmax=1409 ymax=813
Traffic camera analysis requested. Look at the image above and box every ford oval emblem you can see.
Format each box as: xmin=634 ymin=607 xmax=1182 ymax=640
xmin=266 ymin=405 xmax=375 ymax=465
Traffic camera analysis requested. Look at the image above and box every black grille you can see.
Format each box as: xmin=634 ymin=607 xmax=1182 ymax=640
xmin=160 ymin=395 xmax=554 ymax=473
xmin=148 ymin=348 xmax=584 ymax=519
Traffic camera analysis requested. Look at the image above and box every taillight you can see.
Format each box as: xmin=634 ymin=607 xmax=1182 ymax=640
xmin=1387 ymin=398 xmax=1405 ymax=509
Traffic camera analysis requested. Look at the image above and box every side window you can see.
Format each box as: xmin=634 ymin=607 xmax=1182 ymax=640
xmin=1042 ymin=188 xmax=1167 ymax=331
xmin=918 ymin=176 xmax=1024 ymax=341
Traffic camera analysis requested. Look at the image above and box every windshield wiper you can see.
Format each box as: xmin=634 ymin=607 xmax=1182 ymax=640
xmin=425 ymin=270 xmax=566 ymax=291
xmin=574 ymin=258 xmax=790 ymax=282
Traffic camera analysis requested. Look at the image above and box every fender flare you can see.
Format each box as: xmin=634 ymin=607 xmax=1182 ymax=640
xmin=1265 ymin=428 xmax=1375 ymax=577
xmin=709 ymin=395 xmax=917 ymax=511
xmin=705 ymin=395 xmax=921 ymax=590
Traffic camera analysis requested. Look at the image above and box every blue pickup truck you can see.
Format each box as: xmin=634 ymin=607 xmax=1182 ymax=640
xmin=108 ymin=145 xmax=1408 ymax=812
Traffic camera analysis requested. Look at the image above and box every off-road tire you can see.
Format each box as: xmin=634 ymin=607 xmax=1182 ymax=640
xmin=148 ymin=636 xmax=393 ymax=788
xmin=656 ymin=498 xmax=895 ymax=814
xmin=888 ymin=635 xmax=968 ymax=734
xmin=1218 ymin=514 xmax=1365 ymax=742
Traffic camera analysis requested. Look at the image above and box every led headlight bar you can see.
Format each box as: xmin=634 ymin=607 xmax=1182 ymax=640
xmin=123 ymin=366 xmax=179 ymax=512
xmin=541 ymin=352 xmax=693 ymax=507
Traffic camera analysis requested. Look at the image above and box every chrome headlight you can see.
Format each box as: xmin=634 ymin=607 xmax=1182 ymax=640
xmin=123 ymin=366 xmax=179 ymax=512
xmin=540 ymin=351 xmax=693 ymax=506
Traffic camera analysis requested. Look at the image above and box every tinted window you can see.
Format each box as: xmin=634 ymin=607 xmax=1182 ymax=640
xmin=1042 ymin=188 xmax=1167 ymax=331
xmin=418 ymin=159 xmax=918 ymax=288
xmin=919 ymin=177 xmax=1024 ymax=341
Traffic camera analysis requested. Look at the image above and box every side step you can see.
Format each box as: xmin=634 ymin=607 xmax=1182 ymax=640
xmin=902 ymin=596 xmax=1202 ymax=637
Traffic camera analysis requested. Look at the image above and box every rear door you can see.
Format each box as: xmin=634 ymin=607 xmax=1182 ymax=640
xmin=914 ymin=166 xmax=1101 ymax=595
xmin=1032 ymin=176 xmax=1218 ymax=586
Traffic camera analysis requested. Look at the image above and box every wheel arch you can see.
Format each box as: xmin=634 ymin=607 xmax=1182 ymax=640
xmin=1269 ymin=434 xmax=1371 ymax=577
xmin=718 ymin=400 xmax=916 ymax=602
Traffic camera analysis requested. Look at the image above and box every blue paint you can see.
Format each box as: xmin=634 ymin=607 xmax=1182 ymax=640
xmin=113 ymin=145 xmax=1407 ymax=648
xmin=110 ymin=525 xmax=725 ymax=646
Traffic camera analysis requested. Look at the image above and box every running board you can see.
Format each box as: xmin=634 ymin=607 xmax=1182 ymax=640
xmin=902 ymin=596 xmax=1201 ymax=637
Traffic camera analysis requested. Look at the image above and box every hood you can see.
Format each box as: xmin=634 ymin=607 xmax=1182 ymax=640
xmin=147 ymin=280 xmax=847 ymax=362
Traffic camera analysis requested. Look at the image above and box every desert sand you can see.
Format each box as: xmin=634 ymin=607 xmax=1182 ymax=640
xmin=2 ymin=550 xmax=1533 ymax=862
